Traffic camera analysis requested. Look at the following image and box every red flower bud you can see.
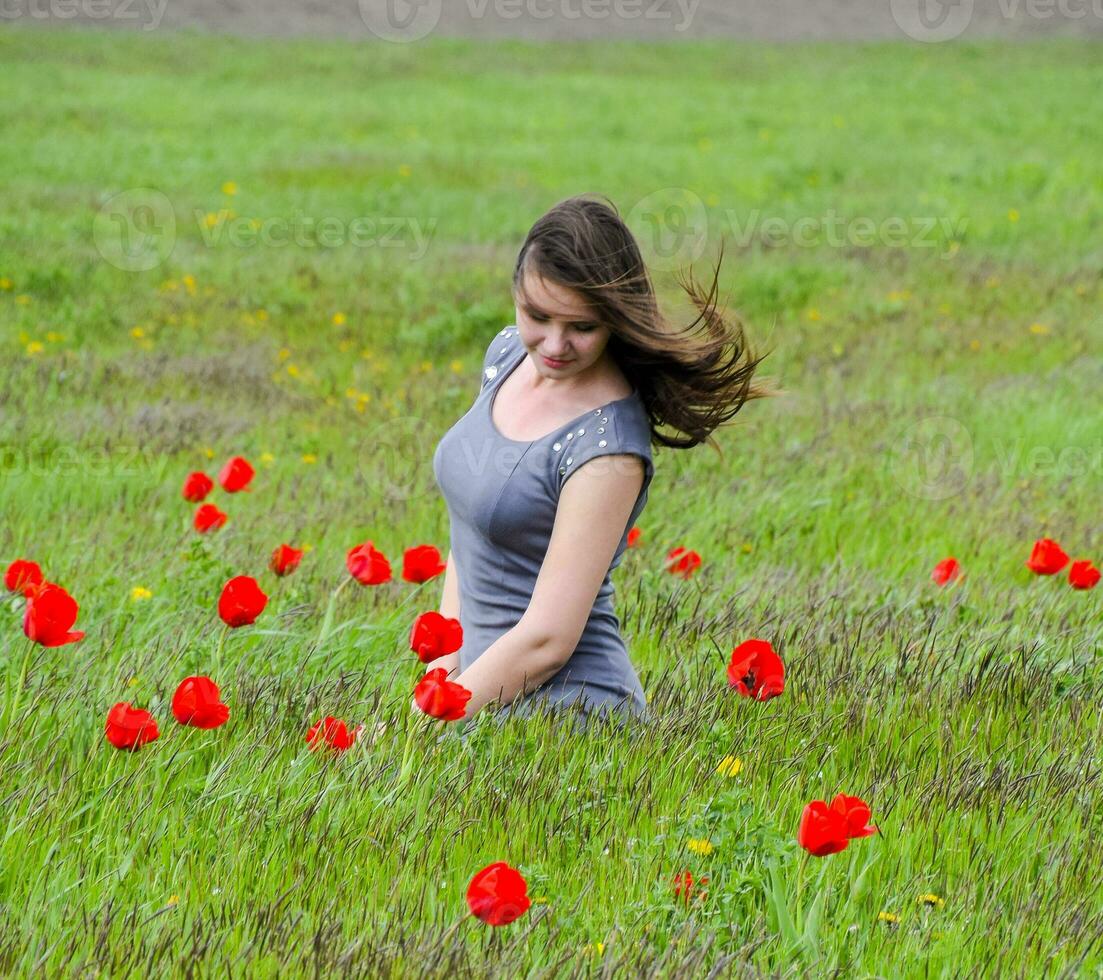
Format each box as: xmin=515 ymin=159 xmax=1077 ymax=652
xmin=217 ymin=575 xmax=268 ymax=628
xmin=409 ymin=611 xmax=463 ymax=664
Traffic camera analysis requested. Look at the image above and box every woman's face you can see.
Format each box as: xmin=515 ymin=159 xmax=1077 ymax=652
xmin=514 ymin=273 xmax=610 ymax=379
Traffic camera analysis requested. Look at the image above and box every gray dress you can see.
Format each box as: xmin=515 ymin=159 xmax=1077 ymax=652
xmin=432 ymin=324 xmax=655 ymax=728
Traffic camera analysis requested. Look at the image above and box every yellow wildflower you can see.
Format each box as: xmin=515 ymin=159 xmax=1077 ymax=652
xmin=1028 ymin=322 xmax=1050 ymax=335
xmin=332 ymin=312 xmax=347 ymax=326
xmin=0 ymin=276 xmax=12 ymax=290
xmin=16 ymin=294 xmax=31 ymax=305
xmin=201 ymin=447 xmax=215 ymax=460
xmin=1007 ymin=208 xmax=1020 ymax=222
xmin=167 ymin=895 xmax=179 ymax=906
xmin=286 ymin=364 xmax=301 ymax=378
xmin=25 ymin=341 xmax=44 ymax=355
xmin=450 ymin=359 xmax=464 ymax=373
xmin=805 ymin=308 xmax=821 ymax=322
xmin=716 ymin=755 xmax=743 ymax=777
xmin=687 ymin=838 xmax=714 ymax=856
xmin=918 ymin=893 xmax=944 ymax=908
xmin=45 ymin=331 xmax=63 ymax=342
xmin=301 ymin=453 xmax=317 ymax=464
xmin=968 ymin=339 xmax=981 ymax=351
xmin=877 ymin=911 xmax=899 ymax=925
xmin=130 ymin=326 xmax=146 ymax=339
xmin=221 ymin=181 xmax=238 ymax=196
xmin=182 ymin=274 xmax=196 ymax=294
xmin=582 ymin=942 xmax=605 ymax=956
xmin=260 ymin=452 xmax=275 ymax=466
xmin=130 ymin=586 xmax=153 ymax=601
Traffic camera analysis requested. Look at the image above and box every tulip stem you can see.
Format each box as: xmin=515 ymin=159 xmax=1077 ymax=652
xmin=213 ymin=624 xmax=229 ymax=671
xmin=6 ymin=639 xmax=36 ymax=726
xmin=315 ymin=574 xmax=354 ymax=654
xmin=439 ymin=915 xmax=466 ymax=948
xmin=398 ymin=708 xmax=428 ymax=783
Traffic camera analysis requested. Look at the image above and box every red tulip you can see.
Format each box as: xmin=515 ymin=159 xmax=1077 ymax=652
xmin=409 ymin=611 xmax=463 ymax=664
xmin=413 ymin=667 xmax=472 ymax=721
xmin=346 ymin=541 xmax=392 ymax=585
xmin=305 ymin=716 xmax=360 ymax=752
xmin=798 ymin=800 xmax=851 ymax=856
xmin=665 ymin=546 xmax=701 ymax=579
xmin=1026 ymin=537 xmax=1069 ymax=575
xmin=194 ymin=503 xmax=228 ymax=533
xmin=218 ymin=455 xmax=255 ymax=493
xmin=182 ymin=471 xmax=213 ymax=502
xmin=930 ymin=557 xmax=962 ymax=586
xmin=672 ymin=869 xmax=708 ymax=906
xmin=626 ymin=526 xmax=641 ymax=548
xmin=727 ymin=638 xmax=785 ymax=701
xmin=172 ymin=676 xmax=230 ymax=729
xmin=830 ymin=793 xmax=879 ymax=838
xmin=217 ymin=575 xmax=268 ymax=627
xmin=401 ymin=545 xmax=447 ymax=583
xmin=23 ymin=582 xmax=85 ymax=647
xmin=270 ymin=544 xmax=304 ymax=577
xmin=5 ymin=558 xmax=43 ymax=597
xmin=466 ymin=862 xmax=532 ymax=926
xmin=1069 ymin=560 xmax=1100 ymax=590
xmin=105 ymin=702 xmax=159 ymax=751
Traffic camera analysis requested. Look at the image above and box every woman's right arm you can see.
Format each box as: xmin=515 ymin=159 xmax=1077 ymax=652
xmin=423 ymin=548 xmax=462 ymax=679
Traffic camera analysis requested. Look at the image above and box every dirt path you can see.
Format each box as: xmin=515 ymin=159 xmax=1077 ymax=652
xmin=7 ymin=0 xmax=1103 ymax=42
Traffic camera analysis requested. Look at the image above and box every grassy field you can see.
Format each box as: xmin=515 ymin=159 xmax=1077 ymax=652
xmin=2 ymin=25 xmax=1102 ymax=977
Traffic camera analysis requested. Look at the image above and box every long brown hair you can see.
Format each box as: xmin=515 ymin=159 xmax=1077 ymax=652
xmin=511 ymin=193 xmax=778 ymax=452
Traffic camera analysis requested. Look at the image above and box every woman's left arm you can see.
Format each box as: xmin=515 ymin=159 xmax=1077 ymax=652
xmin=451 ymin=454 xmax=645 ymax=721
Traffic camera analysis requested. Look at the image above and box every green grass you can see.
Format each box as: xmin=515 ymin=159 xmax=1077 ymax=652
xmin=1 ymin=24 xmax=1102 ymax=976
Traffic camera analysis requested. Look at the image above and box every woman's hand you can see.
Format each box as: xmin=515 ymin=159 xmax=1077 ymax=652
xmin=367 ymin=720 xmax=390 ymax=747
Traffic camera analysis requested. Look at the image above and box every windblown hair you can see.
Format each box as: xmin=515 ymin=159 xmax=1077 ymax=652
xmin=511 ymin=193 xmax=778 ymax=452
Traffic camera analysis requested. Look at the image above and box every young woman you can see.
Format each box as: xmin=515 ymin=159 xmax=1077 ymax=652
xmin=427 ymin=194 xmax=772 ymax=729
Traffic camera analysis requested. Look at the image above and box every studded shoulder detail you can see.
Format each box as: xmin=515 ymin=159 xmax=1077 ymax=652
xmin=554 ymin=404 xmax=613 ymax=477
xmin=481 ymin=325 xmax=520 ymax=388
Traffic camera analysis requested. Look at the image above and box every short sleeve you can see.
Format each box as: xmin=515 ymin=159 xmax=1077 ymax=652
xmin=555 ymin=405 xmax=655 ymax=500
xmin=480 ymin=325 xmax=520 ymax=392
